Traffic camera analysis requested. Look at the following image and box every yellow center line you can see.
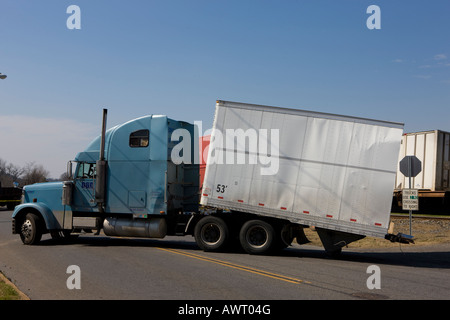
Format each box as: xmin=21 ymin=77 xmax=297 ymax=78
xmin=157 ymin=247 xmax=311 ymax=285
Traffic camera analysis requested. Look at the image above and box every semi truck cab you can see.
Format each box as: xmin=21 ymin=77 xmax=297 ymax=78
xmin=12 ymin=113 xmax=199 ymax=244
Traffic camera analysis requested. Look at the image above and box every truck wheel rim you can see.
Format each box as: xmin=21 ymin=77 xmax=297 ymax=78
xmin=246 ymin=226 xmax=268 ymax=248
xmin=21 ymin=219 xmax=33 ymax=240
xmin=201 ymin=223 xmax=221 ymax=245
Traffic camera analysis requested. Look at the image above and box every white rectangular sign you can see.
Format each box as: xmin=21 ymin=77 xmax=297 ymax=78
xmin=402 ymin=189 xmax=419 ymax=211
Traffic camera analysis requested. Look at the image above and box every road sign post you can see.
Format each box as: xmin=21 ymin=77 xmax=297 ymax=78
xmin=399 ymin=156 xmax=422 ymax=235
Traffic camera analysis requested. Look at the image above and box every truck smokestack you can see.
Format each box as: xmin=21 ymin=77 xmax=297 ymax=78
xmin=95 ymin=108 xmax=108 ymax=205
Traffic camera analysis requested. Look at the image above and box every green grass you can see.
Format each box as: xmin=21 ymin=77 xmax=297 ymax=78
xmin=0 ymin=274 xmax=22 ymax=300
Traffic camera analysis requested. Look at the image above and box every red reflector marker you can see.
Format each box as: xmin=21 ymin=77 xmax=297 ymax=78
xmin=326 ymin=214 xmax=333 ymax=218
xmin=259 ymin=203 xmax=265 ymax=206
xmin=375 ymin=223 xmax=382 ymax=226
xmin=237 ymin=200 xmax=244 ymax=203
xmin=202 ymin=194 xmax=208 ymax=197
xmin=218 ymin=196 xmax=223 ymax=199
xmin=350 ymin=218 xmax=357 ymax=222
xmin=280 ymin=207 xmax=287 ymax=210
xmin=303 ymin=211 xmax=310 ymax=214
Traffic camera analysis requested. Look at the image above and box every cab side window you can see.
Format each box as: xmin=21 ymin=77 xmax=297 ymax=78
xmin=130 ymin=129 xmax=149 ymax=148
xmin=76 ymin=163 xmax=96 ymax=179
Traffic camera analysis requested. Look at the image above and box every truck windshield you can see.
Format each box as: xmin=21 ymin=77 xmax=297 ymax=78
xmin=76 ymin=163 xmax=96 ymax=179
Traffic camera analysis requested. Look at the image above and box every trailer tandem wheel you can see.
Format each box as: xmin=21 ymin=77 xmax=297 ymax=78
xmin=194 ymin=216 xmax=230 ymax=252
xmin=239 ymin=219 xmax=275 ymax=255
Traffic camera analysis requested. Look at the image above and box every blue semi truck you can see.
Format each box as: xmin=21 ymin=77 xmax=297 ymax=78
xmin=12 ymin=102 xmax=412 ymax=255
xmin=12 ymin=110 xmax=202 ymax=244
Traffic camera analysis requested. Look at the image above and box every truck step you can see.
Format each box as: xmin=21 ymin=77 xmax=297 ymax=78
xmin=175 ymin=223 xmax=187 ymax=236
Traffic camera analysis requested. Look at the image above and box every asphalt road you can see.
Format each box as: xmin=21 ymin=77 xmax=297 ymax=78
xmin=1 ymin=209 xmax=449 ymax=300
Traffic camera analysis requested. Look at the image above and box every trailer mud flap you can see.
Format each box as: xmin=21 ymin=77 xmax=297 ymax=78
xmin=295 ymin=227 xmax=310 ymax=245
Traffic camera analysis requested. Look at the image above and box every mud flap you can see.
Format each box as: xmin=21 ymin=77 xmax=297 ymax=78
xmin=295 ymin=227 xmax=311 ymax=245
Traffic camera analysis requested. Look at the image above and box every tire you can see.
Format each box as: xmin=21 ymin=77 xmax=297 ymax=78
xmin=19 ymin=213 xmax=43 ymax=245
xmin=239 ymin=220 xmax=275 ymax=255
xmin=194 ymin=216 xmax=229 ymax=252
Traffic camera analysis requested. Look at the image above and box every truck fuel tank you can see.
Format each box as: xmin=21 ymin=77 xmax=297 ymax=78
xmin=103 ymin=217 xmax=167 ymax=238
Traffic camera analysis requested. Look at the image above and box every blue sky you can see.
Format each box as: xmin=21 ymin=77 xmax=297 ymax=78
xmin=1 ymin=0 xmax=449 ymax=178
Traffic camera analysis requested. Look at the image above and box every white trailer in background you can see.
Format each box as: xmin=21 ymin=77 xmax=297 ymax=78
xmin=394 ymin=130 xmax=450 ymax=212
xmin=200 ymin=100 xmax=411 ymax=255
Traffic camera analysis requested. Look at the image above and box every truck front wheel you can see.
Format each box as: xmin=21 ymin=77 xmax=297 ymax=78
xmin=194 ymin=216 xmax=229 ymax=252
xmin=239 ymin=220 xmax=275 ymax=255
xmin=19 ymin=213 xmax=43 ymax=245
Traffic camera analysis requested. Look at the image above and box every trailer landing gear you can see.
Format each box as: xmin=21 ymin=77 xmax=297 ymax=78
xmin=316 ymin=228 xmax=365 ymax=257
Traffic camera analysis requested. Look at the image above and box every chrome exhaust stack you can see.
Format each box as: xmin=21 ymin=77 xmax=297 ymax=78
xmin=95 ymin=108 xmax=108 ymax=208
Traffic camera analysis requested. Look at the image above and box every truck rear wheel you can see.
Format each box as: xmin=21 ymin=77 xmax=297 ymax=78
xmin=19 ymin=213 xmax=43 ymax=245
xmin=239 ymin=220 xmax=275 ymax=255
xmin=194 ymin=216 xmax=230 ymax=252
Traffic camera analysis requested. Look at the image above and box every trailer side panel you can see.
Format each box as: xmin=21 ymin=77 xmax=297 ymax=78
xmin=201 ymin=101 xmax=403 ymax=238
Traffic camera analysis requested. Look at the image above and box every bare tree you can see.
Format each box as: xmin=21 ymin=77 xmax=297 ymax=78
xmin=0 ymin=158 xmax=11 ymax=187
xmin=59 ymin=171 xmax=72 ymax=181
xmin=21 ymin=162 xmax=50 ymax=185
xmin=0 ymin=158 xmax=6 ymax=176
xmin=0 ymin=158 xmax=50 ymax=186
xmin=5 ymin=163 xmax=23 ymax=182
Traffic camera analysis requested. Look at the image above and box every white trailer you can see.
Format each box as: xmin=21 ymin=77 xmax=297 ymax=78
xmin=395 ymin=130 xmax=450 ymax=192
xmin=393 ymin=130 xmax=450 ymax=212
xmin=199 ymin=100 xmax=411 ymax=255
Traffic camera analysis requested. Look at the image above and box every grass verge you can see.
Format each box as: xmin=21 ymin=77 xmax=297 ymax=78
xmin=0 ymin=272 xmax=28 ymax=300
